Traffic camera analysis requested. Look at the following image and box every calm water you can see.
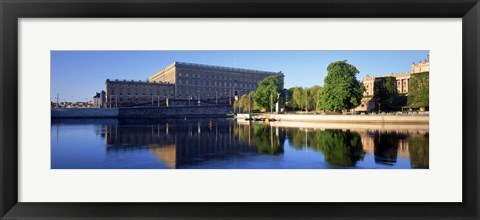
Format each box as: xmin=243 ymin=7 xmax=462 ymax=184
xmin=51 ymin=118 xmax=429 ymax=169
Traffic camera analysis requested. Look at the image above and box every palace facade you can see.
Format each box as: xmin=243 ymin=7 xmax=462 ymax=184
xmin=104 ymin=80 xmax=175 ymax=108
xmin=356 ymin=55 xmax=430 ymax=112
xmin=102 ymin=62 xmax=284 ymax=108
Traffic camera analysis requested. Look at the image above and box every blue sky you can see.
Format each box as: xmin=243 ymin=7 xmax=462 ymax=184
xmin=51 ymin=50 xmax=429 ymax=102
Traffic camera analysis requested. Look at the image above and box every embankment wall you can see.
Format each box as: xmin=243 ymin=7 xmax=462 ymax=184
xmin=51 ymin=106 xmax=232 ymax=118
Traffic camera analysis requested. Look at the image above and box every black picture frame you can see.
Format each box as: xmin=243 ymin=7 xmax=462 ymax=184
xmin=1 ymin=0 xmax=479 ymax=219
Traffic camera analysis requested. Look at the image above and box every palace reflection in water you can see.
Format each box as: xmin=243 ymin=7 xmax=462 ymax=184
xmin=51 ymin=118 xmax=428 ymax=169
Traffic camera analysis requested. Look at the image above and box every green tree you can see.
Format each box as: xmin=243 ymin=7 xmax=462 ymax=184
xmin=254 ymin=75 xmax=284 ymax=111
xmin=286 ymin=88 xmax=296 ymax=109
xmin=291 ymin=87 xmax=306 ymax=111
xmin=408 ymin=72 xmax=429 ymax=108
xmin=373 ymin=77 xmax=398 ymax=111
xmin=319 ymin=61 xmax=363 ymax=111
xmin=238 ymin=94 xmax=248 ymax=113
xmin=308 ymin=85 xmax=322 ymax=111
xmin=247 ymin=91 xmax=256 ymax=112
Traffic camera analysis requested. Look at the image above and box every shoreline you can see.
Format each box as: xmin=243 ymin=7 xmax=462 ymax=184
xmin=236 ymin=113 xmax=429 ymax=124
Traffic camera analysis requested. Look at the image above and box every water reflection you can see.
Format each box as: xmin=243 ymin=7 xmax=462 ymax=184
xmin=51 ymin=118 xmax=429 ymax=169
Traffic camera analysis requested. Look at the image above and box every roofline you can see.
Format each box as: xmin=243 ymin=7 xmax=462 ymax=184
xmin=174 ymin=61 xmax=282 ymax=75
xmin=105 ymin=79 xmax=174 ymax=85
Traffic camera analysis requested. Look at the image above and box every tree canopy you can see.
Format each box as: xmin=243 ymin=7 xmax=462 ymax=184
xmin=236 ymin=91 xmax=256 ymax=113
xmin=290 ymin=87 xmax=306 ymax=111
xmin=408 ymin=72 xmax=429 ymax=107
xmin=254 ymin=75 xmax=284 ymax=111
xmin=319 ymin=61 xmax=363 ymax=111
xmin=373 ymin=77 xmax=398 ymax=111
xmin=308 ymin=85 xmax=322 ymax=111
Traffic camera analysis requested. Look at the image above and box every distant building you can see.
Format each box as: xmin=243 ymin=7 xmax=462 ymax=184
xmin=356 ymin=55 xmax=429 ymax=112
xmin=93 ymin=91 xmax=106 ymax=108
xmin=104 ymin=62 xmax=284 ymax=108
xmin=93 ymin=93 xmax=101 ymax=108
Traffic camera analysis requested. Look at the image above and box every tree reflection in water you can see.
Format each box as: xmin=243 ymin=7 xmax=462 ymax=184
xmin=285 ymin=128 xmax=365 ymax=167
xmin=372 ymin=132 xmax=404 ymax=165
xmin=236 ymin=123 xmax=285 ymax=155
xmin=314 ymin=130 xmax=365 ymax=167
xmin=408 ymin=134 xmax=429 ymax=168
xmin=282 ymin=127 xmax=428 ymax=168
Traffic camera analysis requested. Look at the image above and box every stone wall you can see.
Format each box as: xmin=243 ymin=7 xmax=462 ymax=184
xmin=118 ymin=106 xmax=232 ymax=118
xmin=52 ymin=106 xmax=233 ymax=118
xmin=51 ymin=108 xmax=118 ymax=118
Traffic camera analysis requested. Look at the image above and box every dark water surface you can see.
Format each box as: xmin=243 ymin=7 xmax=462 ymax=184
xmin=51 ymin=118 xmax=429 ymax=169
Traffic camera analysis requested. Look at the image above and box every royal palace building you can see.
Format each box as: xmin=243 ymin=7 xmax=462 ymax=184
xmin=103 ymin=62 xmax=284 ymax=108
xmin=356 ymin=55 xmax=430 ymax=112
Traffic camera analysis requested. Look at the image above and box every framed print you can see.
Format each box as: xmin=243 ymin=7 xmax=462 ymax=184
xmin=1 ymin=0 xmax=479 ymax=219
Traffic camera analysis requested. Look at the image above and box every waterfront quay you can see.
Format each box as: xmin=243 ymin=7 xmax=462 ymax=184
xmin=52 ymin=106 xmax=428 ymax=125
xmin=237 ymin=113 xmax=429 ymax=124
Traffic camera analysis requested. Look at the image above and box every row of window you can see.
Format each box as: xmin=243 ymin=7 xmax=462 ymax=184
xmin=177 ymin=87 xmax=250 ymax=97
xmin=177 ymin=78 xmax=256 ymax=89
xmin=177 ymin=72 xmax=259 ymax=82
xmin=109 ymin=88 xmax=174 ymax=96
